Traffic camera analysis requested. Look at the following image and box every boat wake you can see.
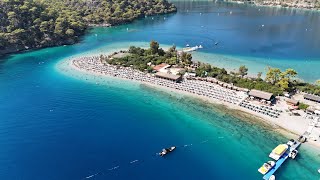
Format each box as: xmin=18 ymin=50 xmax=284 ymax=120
xmin=84 ymin=173 xmax=99 ymax=179
xmin=108 ymin=165 xmax=120 ymax=171
xmin=183 ymin=144 xmax=193 ymax=147
xmin=82 ymin=139 xmax=212 ymax=179
xmin=130 ymin=160 xmax=139 ymax=164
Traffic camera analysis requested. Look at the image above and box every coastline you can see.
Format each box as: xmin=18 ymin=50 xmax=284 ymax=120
xmin=226 ymin=1 xmax=320 ymax=11
xmin=57 ymin=55 xmax=320 ymax=150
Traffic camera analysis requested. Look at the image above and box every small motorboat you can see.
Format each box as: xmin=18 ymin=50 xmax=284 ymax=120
xmin=186 ymin=44 xmax=190 ymax=47
xmin=258 ymin=161 xmax=275 ymax=175
xmin=286 ymin=139 xmax=296 ymax=147
xmin=214 ymin=42 xmax=219 ymax=45
xmin=298 ymin=135 xmax=306 ymax=143
xmin=269 ymin=175 xmax=275 ymax=180
xmin=318 ymin=168 xmax=320 ymax=173
xmin=159 ymin=146 xmax=176 ymax=157
xmin=289 ymin=149 xmax=298 ymax=159
xmin=198 ymin=45 xmax=203 ymax=48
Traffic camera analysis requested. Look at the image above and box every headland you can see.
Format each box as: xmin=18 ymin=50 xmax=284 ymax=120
xmin=58 ymin=41 xmax=320 ymax=149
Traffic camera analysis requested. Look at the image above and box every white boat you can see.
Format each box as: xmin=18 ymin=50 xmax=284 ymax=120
xmin=318 ymin=168 xmax=320 ymax=173
xmin=269 ymin=144 xmax=288 ymax=160
xmin=269 ymin=175 xmax=276 ymax=180
xmin=182 ymin=46 xmax=198 ymax=52
xmin=286 ymin=139 xmax=295 ymax=147
xmin=159 ymin=146 xmax=176 ymax=157
xmin=186 ymin=44 xmax=190 ymax=47
xmin=199 ymin=45 xmax=203 ymax=48
xmin=289 ymin=149 xmax=298 ymax=159
xmin=258 ymin=161 xmax=275 ymax=175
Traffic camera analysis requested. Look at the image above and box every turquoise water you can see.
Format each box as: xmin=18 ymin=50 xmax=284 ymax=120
xmin=0 ymin=1 xmax=320 ymax=180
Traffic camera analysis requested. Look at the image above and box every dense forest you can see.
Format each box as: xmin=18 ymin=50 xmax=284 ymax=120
xmin=0 ymin=0 xmax=177 ymax=55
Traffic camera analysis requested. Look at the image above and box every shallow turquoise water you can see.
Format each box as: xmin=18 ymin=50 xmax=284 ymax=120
xmin=0 ymin=1 xmax=320 ymax=180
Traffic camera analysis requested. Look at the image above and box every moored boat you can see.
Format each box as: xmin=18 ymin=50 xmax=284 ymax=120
xmin=258 ymin=161 xmax=276 ymax=175
xmin=159 ymin=146 xmax=176 ymax=157
xmin=289 ymin=149 xmax=298 ymax=159
xmin=286 ymin=139 xmax=296 ymax=147
xmin=269 ymin=175 xmax=275 ymax=180
xmin=269 ymin=144 xmax=288 ymax=160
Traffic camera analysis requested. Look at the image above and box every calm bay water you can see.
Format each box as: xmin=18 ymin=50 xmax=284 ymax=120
xmin=0 ymin=1 xmax=320 ymax=180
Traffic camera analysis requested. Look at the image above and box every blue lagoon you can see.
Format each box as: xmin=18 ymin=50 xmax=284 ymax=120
xmin=0 ymin=1 xmax=320 ymax=180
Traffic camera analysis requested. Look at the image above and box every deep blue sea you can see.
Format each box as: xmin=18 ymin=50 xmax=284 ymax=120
xmin=0 ymin=1 xmax=320 ymax=180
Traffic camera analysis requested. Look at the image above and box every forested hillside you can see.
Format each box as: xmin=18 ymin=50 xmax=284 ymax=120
xmin=0 ymin=0 xmax=177 ymax=55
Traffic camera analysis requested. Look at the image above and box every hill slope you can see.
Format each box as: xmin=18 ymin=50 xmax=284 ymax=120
xmin=0 ymin=0 xmax=177 ymax=55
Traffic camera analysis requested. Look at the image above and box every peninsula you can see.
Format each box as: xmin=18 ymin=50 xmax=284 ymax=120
xmin=64 ymin=41 xmax=320 ymax=147
xmin=0 ymin=0 xmax=176 ymax=56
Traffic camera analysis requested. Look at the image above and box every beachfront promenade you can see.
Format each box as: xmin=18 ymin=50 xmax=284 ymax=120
xmin=70 ymin=56 xmax=320 ymax=146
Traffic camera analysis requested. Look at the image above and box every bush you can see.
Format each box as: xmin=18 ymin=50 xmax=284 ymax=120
xmin=298 ymin=103 xmax=309 ymax=110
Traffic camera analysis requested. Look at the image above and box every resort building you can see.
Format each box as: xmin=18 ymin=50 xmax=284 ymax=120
xmin=303 ymin=94 xmax=320 ymax=103
xmin=155 ymin=72 xmax=182 ymax=83
xmin=286 ymin=98 xmax=299 ymax=106
xmin=306 ymin=106 xmax=320 ymax=115
xmin=153 ymin=63 xmax=171 ymax=73
xmin=248 ymin=89 xmax=275 ymax=102
xmin=184 ymin=72 xmax=196 ymax=77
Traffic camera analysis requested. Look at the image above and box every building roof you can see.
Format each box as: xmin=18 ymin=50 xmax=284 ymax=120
xmin=248 ymin=89 xmax=274 ymax=100
xmin=155 ymin=72 xmax=181 ymax=81
xmin=306 ymin=106 xmax=316 ymax=112
xmin=153 ymin=63 xmax=169 ymax=71
xmin=286 ymin=98 xmax=299 ymax=105
xmin=304 ymin=94 xmax=320 ymax=102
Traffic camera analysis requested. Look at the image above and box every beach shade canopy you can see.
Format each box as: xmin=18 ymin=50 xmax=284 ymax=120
xmin=248 ymin=89 xmax=274 ymax=101
xmin=303 ymin=94 xmax=320 ymax=103
xmin=155 ymin=72 xmax=182 ymax=82
xmin=306 ymin=106 xmax=316 ymax=112
xmin=286 ymin=98 xmax=299 ymax=106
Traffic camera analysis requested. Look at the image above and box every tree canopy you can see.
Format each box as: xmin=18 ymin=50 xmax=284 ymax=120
xmin=107 ymin=41 xmax=190 ymax=72
xmin=0 ymin=0 xmax=177 ymax=55
xmin=238 ymin=65 xmax=248 ymax=77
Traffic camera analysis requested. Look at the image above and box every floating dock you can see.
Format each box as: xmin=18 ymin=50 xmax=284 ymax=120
xmin=262 ymin=140 xmax=301 ymax=180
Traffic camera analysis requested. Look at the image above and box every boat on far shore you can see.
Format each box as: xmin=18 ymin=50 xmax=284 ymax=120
xmin=182 ymin=45 xmax=203 ymax=52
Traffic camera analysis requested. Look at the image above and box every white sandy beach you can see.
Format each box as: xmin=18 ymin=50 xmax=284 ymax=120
xmin=57 ymin=55 xmax=320 ymax=149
